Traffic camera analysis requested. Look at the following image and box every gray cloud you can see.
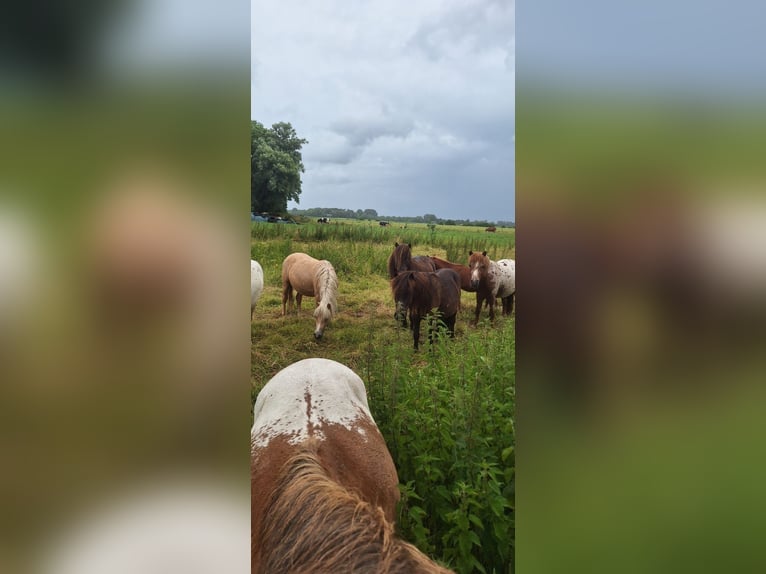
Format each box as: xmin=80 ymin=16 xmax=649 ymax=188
xmin=252 ymin=0 xmax=515 ymax=222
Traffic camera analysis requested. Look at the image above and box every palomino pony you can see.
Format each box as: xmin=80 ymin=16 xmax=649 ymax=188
xmin=251 ymin=259 xmax=264 ymax=320
xmin=468 ymin=251 xmax=515 ymax=323
xmin=388 ymin=243 xmax=437 ymax=327
xmin=251 ymin=358 xmax=453 ymax=574
xmin=281 ymin=252 xmax=338 ymax=340
xmin=391 ymin=269 xmax=461 ymax=350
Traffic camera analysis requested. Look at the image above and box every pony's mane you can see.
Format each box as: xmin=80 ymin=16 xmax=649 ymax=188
xmin=257 ymin=440 xmax=453 ymax=574
xmin=388 ymin=244 xmax=412 ymax=279
xmin=313 ymin=261 xmax=338 ymax=321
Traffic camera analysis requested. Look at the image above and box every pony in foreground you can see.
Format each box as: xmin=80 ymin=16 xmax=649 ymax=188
xmin=388 ymin=242 xmax=437 ymax=327
xmin=391 ymin=269 xmax=461 ymax=350
xmin=468 ymin=251 xmax=515 ymax=323
xmin=251 ymin=259 xmax=264 ymax=320
xmin=281 ymin=252 xmax=338 ymax=339
xmin=251 ymin=358 xmax=453 ymax=573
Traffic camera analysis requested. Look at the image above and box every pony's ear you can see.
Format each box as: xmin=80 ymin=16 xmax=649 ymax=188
xmin=469 ymin=250 xmax=473 ymax=255
xmin=394 ymin=242 xmax=399 ymax=247
xmin=326 ymin=302 xmax=332 ymax=311
xmin=482 ymin=251 xmax=487 ymax=256
xmin=408 ymin=242 xmax=412 ymax=248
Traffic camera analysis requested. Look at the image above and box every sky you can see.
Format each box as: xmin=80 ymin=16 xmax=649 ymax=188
xmin=251 ymin=0 xmax=515 ymax=223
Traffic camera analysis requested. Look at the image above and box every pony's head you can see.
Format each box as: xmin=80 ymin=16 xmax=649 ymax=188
xmin=313 ymin=262 xmax=338 ymax=339
xmin=313 ymin=301 xmax=333 ymax=339
xmin=468 ymin=250 xmax=489 ymax=289
xmin=388 ymin=242 xmax=413 ymax=278
xmin=390 ymin=271 xmax=416 ymax=327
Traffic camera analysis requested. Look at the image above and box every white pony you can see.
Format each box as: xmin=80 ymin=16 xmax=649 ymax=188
xmin=251 ymin=260 xmax=264 ymax=320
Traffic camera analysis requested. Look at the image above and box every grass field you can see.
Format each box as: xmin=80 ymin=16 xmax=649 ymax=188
xmin=251 ymin=219 xmax=515 ymax=574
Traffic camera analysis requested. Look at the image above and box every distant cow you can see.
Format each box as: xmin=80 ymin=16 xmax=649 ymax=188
xmin=317 ymin=217 xmax=329 ymax=224
xmin=379 ymin=221 xmax=389 ymax=227
xmin=485 ymin=226 xmax=497 ymax=233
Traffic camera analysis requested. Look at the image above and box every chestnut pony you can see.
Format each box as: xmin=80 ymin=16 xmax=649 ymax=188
xmin=429 ymin=256 xmax=475 ymax=292
xmin=468 ymin=251 xmax=515 ymax=323
xmin=251 ymin=358 xmax=453 ymax=573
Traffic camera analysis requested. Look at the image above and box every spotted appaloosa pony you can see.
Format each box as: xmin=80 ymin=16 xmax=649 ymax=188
xmin=387 ymin=243 xmax=437 ymax=327
xmin=391 ymin=269 xmax=461 ymax=350
xmin=251 ymin=358 xmax=454 ymax=574
xmin=281 ymin=252 xmax=339 ymax=340
xmin=251 ymin=260 xmax=263 ymax=320
xmin=468 ymin=251 xmax=515 ymax=323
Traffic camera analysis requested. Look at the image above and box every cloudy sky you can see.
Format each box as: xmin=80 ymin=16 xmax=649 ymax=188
xmin=252 ymin=0 xmax=515 ymax=222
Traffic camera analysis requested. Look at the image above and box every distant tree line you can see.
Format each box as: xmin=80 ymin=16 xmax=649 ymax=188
xmin=289 ymin=207 xmax=514 ymax=228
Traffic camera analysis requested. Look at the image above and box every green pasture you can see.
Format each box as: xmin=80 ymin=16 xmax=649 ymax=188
xmin=252 ymin=221 xmax=515 ymax=574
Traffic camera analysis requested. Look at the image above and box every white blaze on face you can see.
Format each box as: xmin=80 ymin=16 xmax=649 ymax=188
xmin=470 ymin=262 xmax=481 ymax=284
xmin=251 ymin=358 xmax=374 ymax=450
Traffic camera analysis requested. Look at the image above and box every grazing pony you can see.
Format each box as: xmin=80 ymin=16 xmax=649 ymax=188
xmin=251 ymin=358 xmax=454 ymax=573
xmin=391 ymin=269 xmax=461 ymax=350
xmin=251 ymin=259 xmax=264 ymax=320
xmin=485 ymin=226 xmax=497 ymax=233
xmin=388 ymin=243 xmax=438 ymax=327
xmin=281 ymin=252 xmax=338 ymax=340
xmin=429 ymin=256 xmax=475 ymax=292
xmin=468 ymin=251 xmax=516 ymax=323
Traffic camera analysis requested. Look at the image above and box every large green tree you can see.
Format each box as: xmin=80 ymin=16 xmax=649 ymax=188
xmin=251 ymin=121 xmax=308 ymax=214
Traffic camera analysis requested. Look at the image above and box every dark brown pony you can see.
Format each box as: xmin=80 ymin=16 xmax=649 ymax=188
xmin=388 ymin=243 xmax=438 ymax=327
xmin=391 ymin=269 xmax=461 ymax=350
xmin=258 ymin=441 xmax=454 ymax=574
xmin=387 ymin=242 xmax=437 ymax=279
xmin=429 ymin=256 xmax=475 ymax=292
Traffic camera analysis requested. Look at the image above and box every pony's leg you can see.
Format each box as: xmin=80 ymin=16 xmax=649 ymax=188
xmin=488 ymin=295 xmax=496 ymax=322
xmin=412 ymin=315 xmax=421 ymax=350
xmin=282 ymin=282 xmax=293 ymax=315
xmin=296 ymin=292 xmax=302 ymax=312
xmin=473 ymin=293 xmax=483 ymax=324
xmin=508 ymin=293 xmax=514 ymax=315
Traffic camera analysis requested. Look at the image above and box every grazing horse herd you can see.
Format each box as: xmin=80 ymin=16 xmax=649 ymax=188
xmin=250 ymin=241 xmax=514 ymax=572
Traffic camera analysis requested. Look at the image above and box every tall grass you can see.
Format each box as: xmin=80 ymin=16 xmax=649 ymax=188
xmin=252 ymin=220 xmax=515 ymax=264
xmin=364 ymin=321 xmax=515 ymax=574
